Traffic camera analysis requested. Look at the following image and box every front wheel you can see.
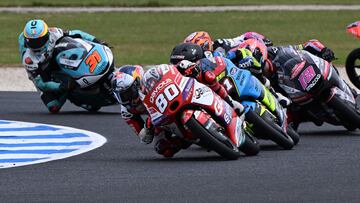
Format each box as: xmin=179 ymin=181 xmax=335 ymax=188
xmin=246 ymin=110 xmax=295 ymax=150
xmin=345 ymin=48 xmax=360 ymax=90
xmin=238 ymin=133 xmax=260 ymax=156
xmin=287 ymin=126 xmax=300 ymax=145
xmin=327 ymin=95 xmax=360 ymax=130
xmin=186 ymin=116 xmax=241 ymax=160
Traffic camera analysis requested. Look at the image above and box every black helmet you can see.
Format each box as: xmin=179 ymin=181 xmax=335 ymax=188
xmin=169 ymin=43 xmax=205 ymax=65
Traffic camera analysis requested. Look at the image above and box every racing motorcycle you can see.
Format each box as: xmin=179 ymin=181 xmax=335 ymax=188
xmin=51 ymin=37 xmax=117 ymax=111
xmin=216 ymin=57 xmax=299 ymax=149
xmin=141 ymin=65 xmax=260 ymax=160
xmin=346 ymin=20 xmax=360 ymax=90
xmin=276 ymin=47 xmax=360 ymax=130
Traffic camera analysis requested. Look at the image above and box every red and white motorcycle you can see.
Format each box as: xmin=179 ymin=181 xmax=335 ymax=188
xmin=141 ymin=65 xmax=259 ymax=159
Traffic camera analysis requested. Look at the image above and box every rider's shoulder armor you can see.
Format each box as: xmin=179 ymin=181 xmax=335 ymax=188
xmin=48 ymin=27 xmax=64 ymax=41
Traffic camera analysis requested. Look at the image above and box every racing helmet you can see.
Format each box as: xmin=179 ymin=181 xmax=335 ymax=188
xmin=238 ymin=38 xmax=268 ymax=68
xmin=112 ymin=65 xmax=144 ymax=106
xmin=184 ymin=31 xmax=213 ymax=51
xmin=23 ymin=19 xmax=50 ymax=53
xmin=169 ymin=43 xmax=205 ymax=65
xmin=141 ymin=66 xmax=164 ymax=95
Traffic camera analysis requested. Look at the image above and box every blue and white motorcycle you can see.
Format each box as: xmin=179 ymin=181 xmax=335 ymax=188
xmin=215 ymin=57 xmax=300 ymax=149
xmin=51 ymin=37 xmax=117 ymax=111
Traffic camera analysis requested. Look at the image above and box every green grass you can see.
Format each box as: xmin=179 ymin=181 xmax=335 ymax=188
xmin=3 ymin=11 xmax=360 ymax=67
xmin=0 ymin=0 xmax=360 ymax=7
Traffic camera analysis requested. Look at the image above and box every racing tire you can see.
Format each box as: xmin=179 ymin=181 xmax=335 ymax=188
xmin=86 ymin=106 xmax=101 ymax=112
xmin=238 ymin=133 xmax=260 ymax=156
xmin=287 ymin=126 xmax=300 ymax=145
xmin=186 ymin=116 xmax=241 ymax=160
xmin=327 ymin=95 xmax=360 ymax=130
xmin=345 ymin=48 xmax=360 ymax=90
xmin=246 ymin=110 xmax=294 ymax=150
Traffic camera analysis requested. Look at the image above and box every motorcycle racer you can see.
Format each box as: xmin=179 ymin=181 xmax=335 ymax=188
xmin=183 ymin=30 xmax=335 ymax=63
xmin=229 ymin=39 xmax=335 ymax=76
xmin=170 ymin=43 xmax=245 ymax=116
xmin=18 ymin=19 xmax=108 ymax=113
xmin=184 ymin=31 xmax=273 ymax=55
xmin=112 ymin=65 xmax=190 ymax=158
xmin=244 ymin=44 xmax=358 ymax=129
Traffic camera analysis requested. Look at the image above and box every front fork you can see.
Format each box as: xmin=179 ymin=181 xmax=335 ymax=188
xmin=324 ymin=67 xmax=356 ymax=104
xmin=258 ymin=85 xmax=288 ymax=132
xmin=181 ymin=109 xmax=245 ymax=148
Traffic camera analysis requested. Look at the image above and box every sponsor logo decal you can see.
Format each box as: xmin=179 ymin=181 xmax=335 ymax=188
xmin=150 ymin=78 xmax=172 ymax=103
xmin=230 ymin=67 xmax=237 ymax=75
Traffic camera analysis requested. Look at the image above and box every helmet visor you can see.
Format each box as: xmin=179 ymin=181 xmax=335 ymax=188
xmin=25 ymin=32 xmax=49 ymax=52
xmin=116 ymin=83 xmax=139 ymax=105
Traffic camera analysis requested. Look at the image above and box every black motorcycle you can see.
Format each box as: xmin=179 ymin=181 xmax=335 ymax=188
xmin=274 ymin=47 xmax=360 ymax=130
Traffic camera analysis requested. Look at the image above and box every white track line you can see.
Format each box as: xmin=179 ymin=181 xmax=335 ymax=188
xmin=0 ymin=137 xmax=93 ymax=144
xmin=1 ymin=5 xmax=360 ymax=13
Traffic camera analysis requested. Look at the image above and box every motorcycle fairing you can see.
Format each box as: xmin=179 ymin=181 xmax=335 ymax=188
xmin=347 ymin=21 xmax=360 ymax=38
xmin=224 ymin=58 xmax=277 ymax=113
xmin=191 ymin=81 xmax=214 ymax=106
xmin=54 ymin=37 xmax=113 ymax=88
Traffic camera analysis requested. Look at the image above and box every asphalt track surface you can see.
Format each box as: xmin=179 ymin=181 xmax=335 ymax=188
xmin=1 ymin=92 xmax=360 ymax=202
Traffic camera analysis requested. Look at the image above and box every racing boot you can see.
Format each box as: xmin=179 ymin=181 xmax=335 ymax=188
xmin=154 ymin=136 xmax=189 ymax=158
xmin=275 ymin=92 xmax=292 ymax=108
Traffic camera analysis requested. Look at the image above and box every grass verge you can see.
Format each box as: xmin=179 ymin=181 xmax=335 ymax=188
xmin=3 ymin=11 xmax=360 ymax=66
xmin=1 ymin=0 xmax=360 ymax=7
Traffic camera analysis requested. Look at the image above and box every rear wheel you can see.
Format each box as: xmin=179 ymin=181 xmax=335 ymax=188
xmin=246 ymin=110 xmax=294 ymax=150
xmin=186 ymin=116 xmax=241 ymax=160
xmin=327 ymin=95 xmax=360 ymax=130
xmin=345 ymin=48 xmax=360 ymax=90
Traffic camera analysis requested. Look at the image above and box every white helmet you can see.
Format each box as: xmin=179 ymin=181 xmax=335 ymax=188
xmin=112 ymin=65 xmax=144 ymax=106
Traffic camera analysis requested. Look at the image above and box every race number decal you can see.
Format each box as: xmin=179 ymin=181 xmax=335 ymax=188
xmin=155 ymin=84 xmax=179 ymax=113
xmin=85 ymin=50 xmax=102 ymax=73
xmin=298 ymin=66 xmax=316 ymax=90
xmin=222 ymin=78 xmax=233 ymax=92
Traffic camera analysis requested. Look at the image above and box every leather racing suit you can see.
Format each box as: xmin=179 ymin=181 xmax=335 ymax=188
xmin=117 ymin=68 xmax=190 ymax=158
xmin=18 ymin=27 xmax=103 ymax=113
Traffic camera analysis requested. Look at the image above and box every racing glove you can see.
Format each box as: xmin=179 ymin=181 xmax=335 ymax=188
xmin=237 ymin=56 xmax=254 ymax=69
xmin=262 ymin=38 xmax=273 ymax=46
xmin=177 ymin=60 xmax=200 ymax=77
xmin=138 ymin=117 xmax=154 ymax=144
xmin=225 ymin=95 xmax=244 ymax=116
xmin=59 ymin=78 xmax=79 ymax=92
